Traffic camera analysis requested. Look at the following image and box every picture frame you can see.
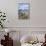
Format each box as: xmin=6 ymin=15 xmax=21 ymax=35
xmin=18 ymin=3 xmax=30 ymax=19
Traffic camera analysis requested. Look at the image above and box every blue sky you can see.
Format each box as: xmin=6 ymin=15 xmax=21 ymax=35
xmin=19 ymin=4 xmax=29 ymax=10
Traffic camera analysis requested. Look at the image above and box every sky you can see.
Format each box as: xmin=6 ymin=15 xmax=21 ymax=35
xmin=19 ymin=3 xmax=29 ymax=10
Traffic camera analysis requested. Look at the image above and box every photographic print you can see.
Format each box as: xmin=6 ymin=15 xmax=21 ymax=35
xmin=18 ymin=3 xmax=30 ymax=19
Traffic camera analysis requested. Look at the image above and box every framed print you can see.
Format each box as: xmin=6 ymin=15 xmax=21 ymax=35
xmin=18 ymin=3 xmax=30 ymax=19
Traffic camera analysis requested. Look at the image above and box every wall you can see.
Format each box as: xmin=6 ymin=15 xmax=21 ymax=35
xmin=0 ymin=0 xmax=46 ymax=27
xmin=0 ymin=0 xmax=46 ymax=46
